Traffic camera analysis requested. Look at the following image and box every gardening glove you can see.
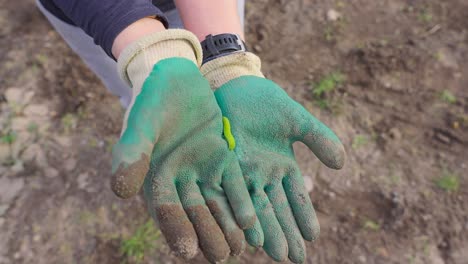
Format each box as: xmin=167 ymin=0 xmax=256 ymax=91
xmin=110 ymin=30 xmax=256 ymax=263
xmin=201 ymin=52 xmax=346 ymax=263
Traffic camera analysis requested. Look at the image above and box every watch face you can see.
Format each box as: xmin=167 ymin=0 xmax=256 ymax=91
xmin=201 ymin=34 xmax=247 ymax=63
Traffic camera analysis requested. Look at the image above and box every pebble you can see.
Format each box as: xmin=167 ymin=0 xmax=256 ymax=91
xmin=434 ymin=132 xmax=451 ymax=145
xmin=0 ymin=205 xmax=8 ymax=216
xmin=4 ymin=87 xmax=23 ymax=104
xmin=77 ymin=172 xmax=89 ymax=190
xmin=327 ymin=9 xmax=342 ymax=21
xmin=253 ymin=44 xmax=262 ymax=53
xmin=33 ymin=235 xmax=41 ymax=242
xmin=303 ymin=175 xmax=314 ymax=193
xmin=358 ymin=255 xmax=366 ymax=263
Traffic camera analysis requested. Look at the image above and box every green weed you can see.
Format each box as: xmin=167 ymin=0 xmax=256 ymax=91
xmin=352 ymin=134 xmax=368 ymax=149
xmin=363 ymin=219 xmax=380 ymax=231
xmin=121 ymin=220 xmax=161 ymax=263
xmin=61 ymin=113 xmax=77 ymax=133
xmin=27 ymin=122 xmax=39 ymax=134
xmin=0 ymin=131 xmax=17 ymax=144
xmin=418 ymin=9 xmax=433 ymax=23
xmin=440 ymin=90 xmax=456 ymax=104
xmin=311 ymin=72 xmax=345 ymax=111
xmin=435 ymin=171 xmax=459 ymax=192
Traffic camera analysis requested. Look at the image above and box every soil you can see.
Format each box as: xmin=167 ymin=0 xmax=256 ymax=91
xmin=1 ymin=0 xmax=467 ymax=264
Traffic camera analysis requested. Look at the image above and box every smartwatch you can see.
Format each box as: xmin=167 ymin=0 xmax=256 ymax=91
xmin=201 ymin=33 xmax=247 ymax=64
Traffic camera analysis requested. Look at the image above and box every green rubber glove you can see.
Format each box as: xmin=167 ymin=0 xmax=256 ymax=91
xmin=201 ymin=52 xmax=346 ymax=263
xmin=111 ymin=30 xmax=256 ymax=263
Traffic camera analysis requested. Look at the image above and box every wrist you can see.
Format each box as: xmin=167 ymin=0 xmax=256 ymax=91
xmin=112 ymin=17 xmax=166 ymax=59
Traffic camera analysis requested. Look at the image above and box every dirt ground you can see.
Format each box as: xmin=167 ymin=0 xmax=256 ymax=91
xmin=1 ymin=0 xmax=467 ymax=263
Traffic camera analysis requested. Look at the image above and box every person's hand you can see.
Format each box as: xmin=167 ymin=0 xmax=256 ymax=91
xmin=111 ymin=30 xmax=256 ymax=263
xmin=201 ymin=52 xmax=346 ymax=263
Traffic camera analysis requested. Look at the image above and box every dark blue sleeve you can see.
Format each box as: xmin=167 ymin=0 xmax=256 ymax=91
xmin=50 ymin=0 xmax=168 ymax=58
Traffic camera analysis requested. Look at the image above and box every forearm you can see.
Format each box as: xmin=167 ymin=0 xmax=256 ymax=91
xmin=112 ymin=18 xmax=166 ymax=59
xmin=174 ymin=0 xmax=244 ymax=41
xmin=49 ymin=0 xmax=167 ymax=58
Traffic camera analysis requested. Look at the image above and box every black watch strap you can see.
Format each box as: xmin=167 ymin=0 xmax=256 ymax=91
xmin=201 ymin=33 xmax=247 ymax=64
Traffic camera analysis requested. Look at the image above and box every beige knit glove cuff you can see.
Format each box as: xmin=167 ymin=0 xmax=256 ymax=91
xmin=117 ymin=29 xmax=203 ymax=91
xmin=116 ymin=29 xmax=202 ymax=135
xmin=200 ymin=52 xmax=264 ymax=90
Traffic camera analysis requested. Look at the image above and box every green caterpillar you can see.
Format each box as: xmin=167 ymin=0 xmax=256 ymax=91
xmin=222 ymin=117 xmax=236 ymax=150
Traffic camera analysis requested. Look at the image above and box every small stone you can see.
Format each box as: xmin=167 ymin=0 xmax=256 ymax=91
xmin=435 ymin=132 xmax=451 ymax=145
xmin=0 ymin=204 xmax=8 ymax=216
xmin=253 ymin=44 xmax=262 ymax=53
xmin=358 ymin=255 xmax=366 ymax=263
xmin=33 ymin=235 xmax=41 ymax=242
xmin=13 ymin=252 xmax=20 ymax=259
xmin=44 ymin=168 xmax=59 ymax=178
xmin=64 ymin=158 xmax=77 ymax=172
xmin=77 ymin=172 xmax=89 ymax=190
xmin=328 ymin=191 xmax=336 ymax=199
xmin=327 ymin=9 xmax=341 ymax=21
xmin=331 ymin=226 xmax=338 ymax=233
xmin=4 ymin=87 xmax=23 ymax=104
xmin=303 ymin=175 xmax=314 ymax=193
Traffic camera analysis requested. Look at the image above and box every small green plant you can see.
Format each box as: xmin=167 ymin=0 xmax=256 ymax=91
xmin=61 ymin=113 xmax=77 ymax=133
xmin=363 ymin=219 xmax=380 ymax=231
xmin=27 ymin=122 xmax=39 ymax=134
xmin=311 ymin=72 xmax=345 ymax=110
xmin=313 ymin=72 xmax=344 ymax=97
xmin=418 ymin=8 xmax=433 ymax=23
xmin=440 ymin=90 xmax=456 ymax=104
xmin=435 ymin=171 xmax=459 ymax=192
xmin=0 ymin=131 xmax=17 ymax=144
xmin=352 ymin=134 xmax=368 ymax=149
xmin=121 ymin=220 xmax=161 ymax=263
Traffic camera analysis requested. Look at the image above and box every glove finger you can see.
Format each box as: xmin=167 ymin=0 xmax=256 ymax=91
xmin=202 ymin=188 xmax=246 ymax=256
xmin=244 ymin=218 xmax=264 ymax=248
xmin=145 ymin=175 xmax=199 ymax=259
xmin=177 ymin=177 xmax=230 ymax=263
xmin=111 ymin=83 xmax=163 ymax=198
xmin=251 ymin=188 xmax=288 ymax=262
xmin=283 ymin=167 xmax=320 ymax=241
xmin=293 ymin=104 xmax=345 ymax=170
xmin=266 ymin=182 xmax=306 ymax=263
xmin=222 ymin=157 xmax=257 ymax=229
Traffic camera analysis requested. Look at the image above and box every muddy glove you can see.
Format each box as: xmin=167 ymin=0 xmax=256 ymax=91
xmin=201 ymin=52 xmax=346 ymax=263
xmin=111 ymin=30 xmax=256 ymax=263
